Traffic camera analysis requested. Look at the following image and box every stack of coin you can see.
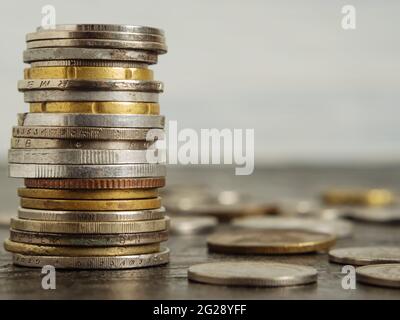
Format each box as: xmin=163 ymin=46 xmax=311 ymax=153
xmin=5 ymin=24 xmax=170 ymax=269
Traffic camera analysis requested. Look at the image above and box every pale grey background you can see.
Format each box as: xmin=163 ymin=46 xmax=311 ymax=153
xmin=0 ymin=0 xmax=399 ymax=165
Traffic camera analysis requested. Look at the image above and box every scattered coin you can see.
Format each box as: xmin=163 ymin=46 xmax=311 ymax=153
xmin=322 ymin=188 xmax=394 ymax=206
xmin=343 ymin=207 xmax=400 ymax=223
xmin=329 ymin=247 xmax=400 ymax=265
xmin=170 ymin=216 xmax=218 ymax=235
xmin=356 ymin=264 xmax=400 ymax=288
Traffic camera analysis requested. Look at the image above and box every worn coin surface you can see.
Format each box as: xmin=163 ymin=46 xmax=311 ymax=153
xmin=36 ymin=24 xmax=165 ymax=35
xmin=232 ymin=217 xmax=353 ymax=239
xmin=188 ymin=262 xmax=318 ymax=287
xmin=12 ymin=248 xmax=170 ymax=269
xmin=24 ymin=177 xmax=166 ymax=189
xmin=207 ymin=229 xmax=336 ymax=254
xmin=10 ymin=229 xmax=168 ymax=246
xmin=329 ymin=247 xmax=400 ymax=265
xmin=4 ymin=239 xmax=159 ymax=256
xmin=356 ymin=264 xmax=400 ymax=288
xmin=10 ymin=216 xmax=169 ymax=234
xmin=170 ymin=216 xmax=218 ymax=235
xmin=18 ymin=207 xmax=165 ymax=221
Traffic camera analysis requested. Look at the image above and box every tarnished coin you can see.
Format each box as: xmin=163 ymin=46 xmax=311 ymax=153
xmin=10 ymin=229 xmax=168 ymax=246
xmin=207 ymin=229 xmax=336 ymax=254
xmin=232 ymin=217 xmax=353 ymax=239
xmin=322 ymin=188 xmax=394 ymax=206
xmin=329 ymin=247 xmax=400 ymax=265
xmin=24 ymin=177 xmax=166 ymax=189
xmin=356 ymin=264 xmax=400 ymax=288
xmin=4 ymin=239 xmax=159 ymax=256
xmin=170 ymin=216 xmax=218 ymax=235
xmin=188 ymin=262 xmax=318 ymax=287
xmin=12 ymin=248 xmax=170 ymax=269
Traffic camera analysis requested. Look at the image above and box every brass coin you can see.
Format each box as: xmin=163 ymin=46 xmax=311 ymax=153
xmin=20 ymin=197 xmax=161 ymax=211
xmin=18 ymin=188 xmax=158 ymax=200
xmin=10 ymin=217 xmax=169 ymax=234
xmin=322 ymin=188 xmax=394 ymax=206
xmin=4 ymin=239 xmax=159 ymax=256
xmin=24 ymin=66 xmax=153 ymax=80
xmin=24 ymin=178 xmax=166 ymax=189
xmin=207 ymin=229 xmax=336 ymax=255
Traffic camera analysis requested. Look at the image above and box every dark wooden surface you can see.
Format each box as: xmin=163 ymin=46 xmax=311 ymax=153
xmin=1 ymin=165 xmax=400 ymax=299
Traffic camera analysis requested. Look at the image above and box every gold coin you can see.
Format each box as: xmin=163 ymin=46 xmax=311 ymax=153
xmin=10 ymin=217 xmax=169 ymax=234
xmin=18 ymin=188 xmax=158 ymax=200
xmin=207 ymin=229 xmax=336 ymax=254
xmin=4 ymin=239 xmax=160 ymax=257
xmin=24 ymin=66 xmax=153 ymax=80
xmin=30 ymin=102 xmax=160 ymax=114
xmin=20 ymin=197 xmax=161 ymax=211
xmin=322 ymin=188 xmax=394 ymax=206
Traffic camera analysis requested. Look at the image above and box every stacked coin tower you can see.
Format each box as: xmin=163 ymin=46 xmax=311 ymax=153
xmin=5 ymin=24 xmax=170 ymax=269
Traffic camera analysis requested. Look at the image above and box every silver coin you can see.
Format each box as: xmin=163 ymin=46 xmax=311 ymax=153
xmin=30 ymin=60 xmax=148 ymax=68
xmin=12 ymin=248 xmax=169 ymax=269
xmin=329 ymin=247 xmax=400 ymax=265
xmin=10 ymin=229 xmax=168 ymax=246
xmin=9 ymin=163 xmax=166 ymax=178
xmin=23 ymin=91 xmax=159 ymax=103
xmin=356 ymin=264 xmax=400 ymax=288
xmin=8 ymin=149 xmax=163 ymax=164
xmin=188 ymin=262 xmax=318 ymax=287
xmin=233 ymin=217 xmax=353 ymax=239
xmin=18 ymin=113 xmax=165 ymax=128
xmin=37 ymin=24 xmax=165 ymax=36
xmin=11 ymin=138 xmax=154 ymax=150
xmin=12 ymin=126 xmax=164 ymax=141
xmin=26 ymin=39 xmax=167 ymax=54
xmin=170 ymin=216 xmax=218 ymax=235
xmin=19 ymin=79 xmax=163 ymax=92
xmin=343 ymin=207 xmax=400 ymax=223
xmin=24 ymin=48 xmax=158 ymax=64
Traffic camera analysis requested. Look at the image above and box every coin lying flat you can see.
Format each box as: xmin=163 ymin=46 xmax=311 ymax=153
xmin=188 ymin=262 xmax=318 ymax=287
xmin=30 ymin=60 xmax=148 ymax=68
xmin=343 ymin=207 xmax=400 ymax=223
xmin=329 ymin=247 xmax=400 ymax=265
xmin=12 ymin=248 xmax=169 ymax=269
xmin=207 ymin=229 xmax=336 ymax=254
xmin=232 ymin=217 xmax=353 ymax=239
xmin=322 ymin=188 xmax=394 ymax=206
xmin=10 ymin=229 xmax=168 ymax=246
xmin=4 ymin=239 xmax=159 ymax=256
xmin=170 ymin=216 xmax=218 ymax=235
xmin=356 ymin=264 xmax=400 ymax=288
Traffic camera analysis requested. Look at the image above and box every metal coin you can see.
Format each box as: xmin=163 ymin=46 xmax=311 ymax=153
xmin=9 ymin=149 xmax=163 ymax=165
xmin=24 ymin=48 xmax=158 ymax=64
xmin=4 ymin=239 xmax=160 ymax=256
xmin=24 ymin=177 xmax=166 ymax=189
xmin=10 ymin=229 xmax=168 ymax=246
xmin=329 ymin=247 xmax=400 ymax=265
xmin=232 ymin=217 xmax=353 ymax=239
xmin=188 ymin=262 xmax=318 ymax=287
xmin=170 ymin=216 xmax=218 ymax=235
xmin=322 ymin=188 xmax=394 ymax=206
xmin=12 ymin=248 xmax=169 ymax=269
xmin=17 ymin=113 xmax=165 ymax=128
xmin=343 ymin=207 xmax=400 ymax=223
xmin=30 ymin=60 xmax=148 ymax=68
xmin=10 ymin=216 xmax=169 ymax=234
xmin=9 ymin=163 xmax=166 ymax=178
xmin=18 ymin=207 xmax=165 ymax=222
xmin=207 ymin=229 xmax=336 ymax=254
xmin=356 ymin=264 xmax=400 ymax=288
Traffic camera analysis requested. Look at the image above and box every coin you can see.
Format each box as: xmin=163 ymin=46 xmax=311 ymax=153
xmin=17 ymin=188 xmax=158 ymax=200
xmin=322 ymin=188 xmax=394 ymax=206
xmin=329 ymin=247 xmax=400 ymax=265
xmin=9 ymin=229 xmax=168 ymax=246
xmin=24 ymin=177 xmax=166 ymax=189
xmin=4 ymin=239 xmax=159 ymax=256
xmin=13 ymin=126 xmax=164 ymax=141
xmin=188 ymin=262 xmax=318 ymax=287
xmin=24 ymin=66 xmax=153 ymax=80
xmin=9 ymin=149 xmax=162 ymax=164
xmin=30 ymin=60 xmax=148 ymax=68
xmin=12 ymin=248 xmax=169 ymax=269
xmin=343 ymin=207 xmax=400 ymax=223
xmin=18 ymin=113 xmax=165 ymax=128
xmin=20 ymin=197 xmax=161 ymax=211
xmin=10 ymin=163 xmax=166 ymax=178
xmin=356 ymin=264 xmax=400 ymax=288
xmin=207 ymin=229 xmax=336 ymax=254
xmin=232 ymin=217 xmax=353 ymax=239
xmin=170 ymin=216 xmax=218 ymax=235
xmin=17 ymin=207 xmax=165 ymax=222
xmin=10 ymin=217 xmax=169 ymax=234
